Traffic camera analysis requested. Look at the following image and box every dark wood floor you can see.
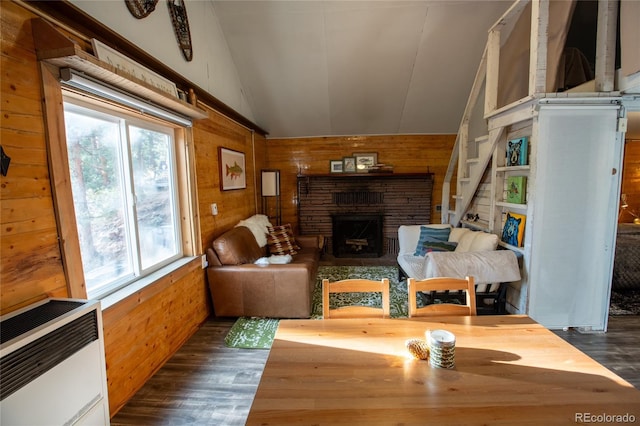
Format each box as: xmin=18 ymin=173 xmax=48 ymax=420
xmin=111 ymin=316 xmax=640 ymax=425
xmin=111 ymin=255 xmax=640 ymax=425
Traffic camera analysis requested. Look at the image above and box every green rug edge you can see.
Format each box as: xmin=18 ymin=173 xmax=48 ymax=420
xmin=224 ymin=317 xmax=279 ymax=349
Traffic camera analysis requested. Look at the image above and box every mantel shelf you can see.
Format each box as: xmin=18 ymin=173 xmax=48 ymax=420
xmin=297 ymin=172 xmax=433 ymax=179
xmin=32 ymin=18 xmax=208 ymax=121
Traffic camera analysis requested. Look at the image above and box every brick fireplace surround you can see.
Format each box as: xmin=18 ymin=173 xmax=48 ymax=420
xmin=297 ymin=173 xmax=433 ymax=256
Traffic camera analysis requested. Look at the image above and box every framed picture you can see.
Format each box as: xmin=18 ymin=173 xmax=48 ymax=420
xmin=353 ymin=152 xmax=378 ymax=172
xmin=343 ymin=157 xmax=356 ymax=173
xmin=330 ymin=160 xmax=343 ymax=173
xmin=219 ymin=147 xmax=246 ymax=190
xmin=506 ymin=176 xmax=527 ymax=204
xmin=502 ymin=211 xmax=526 ymax=247
xmin=506 ymin=137 xmax=529 ymax=166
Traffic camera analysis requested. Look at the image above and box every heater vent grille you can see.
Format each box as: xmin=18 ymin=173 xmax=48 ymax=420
xmin=0 ymin=310 xmax=98 ymax=400
xmin=0 ymin=300 xmax=85 ymax=344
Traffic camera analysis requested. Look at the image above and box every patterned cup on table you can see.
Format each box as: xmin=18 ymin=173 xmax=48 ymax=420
xmin=426 ymin=329 xmax=456 ymax=369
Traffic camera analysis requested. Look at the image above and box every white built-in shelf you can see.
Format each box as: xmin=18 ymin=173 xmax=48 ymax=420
xmin=498 ymin=240 xmax=525 ymax=254
xmin=460 ymin=220 xmax=490 ymax=232
xmin=496 ymin=165 xmax=531 ymax=172
xmin=496 ymin=201 xmax=528 ymax=210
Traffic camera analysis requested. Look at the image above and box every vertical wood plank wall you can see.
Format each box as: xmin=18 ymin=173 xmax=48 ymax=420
xmin=0 ymin=2 xmax=266 ymax=416
xmin=265 ymin=134 xmax=456 ymax=229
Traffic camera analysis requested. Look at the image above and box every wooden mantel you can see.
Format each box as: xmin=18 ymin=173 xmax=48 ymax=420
xmin=297 ymin=173 xmax=434 ymax=255
xmin=297 ymin=172 xmax=433 ymax=178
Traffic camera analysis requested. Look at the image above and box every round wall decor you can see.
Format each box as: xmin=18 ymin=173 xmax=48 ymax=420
xmin=124 ymin=0 xmax=159 ymax=19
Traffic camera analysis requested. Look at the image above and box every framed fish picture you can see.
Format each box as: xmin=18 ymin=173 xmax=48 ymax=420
xmin=219 ymin=147 xmax=246 ymax=190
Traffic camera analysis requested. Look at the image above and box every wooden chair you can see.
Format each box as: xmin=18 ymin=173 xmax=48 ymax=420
xmin=322 ymin=278 xmax=390 ymax=319
xmin=407 ymin=276 xmax=477 ymax=317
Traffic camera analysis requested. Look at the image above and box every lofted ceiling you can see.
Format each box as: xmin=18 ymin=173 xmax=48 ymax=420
xmin=212 ymin=1 xmax=513 ymax=139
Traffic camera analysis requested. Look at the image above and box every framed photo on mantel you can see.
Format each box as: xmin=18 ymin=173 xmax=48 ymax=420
xmin=330 ymin=160 xmax=343 ymax=173
xmin=343 ymin=157 xmax=356 ymax=173
xmin=353 ymin=152 xmax=378 ymax=172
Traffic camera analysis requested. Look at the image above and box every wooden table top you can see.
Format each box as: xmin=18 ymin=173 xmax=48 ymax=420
xmin=246 ymin=315 xmax=640 ymax=425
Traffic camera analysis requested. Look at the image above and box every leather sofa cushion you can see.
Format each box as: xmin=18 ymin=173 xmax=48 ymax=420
xmin=213 ymin=226 xmax=265 ymax=265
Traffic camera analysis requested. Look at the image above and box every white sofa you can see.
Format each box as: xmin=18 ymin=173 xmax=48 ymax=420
xmin=397 ymin=224 xmax=521 ymax=292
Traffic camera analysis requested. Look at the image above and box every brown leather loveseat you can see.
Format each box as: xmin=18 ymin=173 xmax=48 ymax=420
xmin=206 ymin=225 xmax=322 ymax=318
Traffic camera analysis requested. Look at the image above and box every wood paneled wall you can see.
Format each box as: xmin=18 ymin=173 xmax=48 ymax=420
xmin=0 ymin=2 xmax=265 ymax=416
xmin=265 ymin=134 xmax=456 ymax=229
xmin=620 ymin=139 xmax=640 ymax=223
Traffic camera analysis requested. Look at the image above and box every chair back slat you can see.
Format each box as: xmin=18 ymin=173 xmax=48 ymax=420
xmin=408 ymin=276 xmax=477 ymax=317
xmin=322 ymin=278 xmax=390 ymax=319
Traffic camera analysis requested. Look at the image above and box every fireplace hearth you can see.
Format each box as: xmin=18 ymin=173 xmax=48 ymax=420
xmin=332 ymin=214 xmax=383 ymax=258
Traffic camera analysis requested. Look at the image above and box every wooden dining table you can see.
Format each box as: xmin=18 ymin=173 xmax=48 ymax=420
xmin=246 ymin=315 xmax=640 ymax=425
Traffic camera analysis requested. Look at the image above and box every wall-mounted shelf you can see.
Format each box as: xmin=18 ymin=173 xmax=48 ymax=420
xmin=496 ymin=165 xmax=530 ymax=173
xmin=460 ymin=220 xmax=490 ymax=232
xmin=31 ymin=18 xmax=208 ymax=121
xmin=495 ymin=201 xmax=527 ymax=210
xmin=498 ymin=241 xmax=524 ymax=254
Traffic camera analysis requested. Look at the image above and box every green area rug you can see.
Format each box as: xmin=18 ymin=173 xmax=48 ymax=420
xmin=225 ymin=266 xmax=404 ymax=349
xmin=224 ymin=317 xmax=279 ymax=349
xmin=311 ymin=265 xmax=407 ymax=319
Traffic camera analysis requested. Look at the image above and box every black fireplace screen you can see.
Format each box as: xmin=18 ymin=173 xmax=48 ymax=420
xmin=332 ymin=214 xmax=383 ymax=258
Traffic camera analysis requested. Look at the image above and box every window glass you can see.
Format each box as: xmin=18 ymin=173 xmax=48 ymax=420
xmin=63 ymin=100 xmax=182 ymax=298
xmin=128 ymin=126 xmax=179 ymax=270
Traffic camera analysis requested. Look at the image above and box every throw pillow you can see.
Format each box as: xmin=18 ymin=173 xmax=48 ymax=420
xmin=414 ymin=226 xmax=454 ymax=256
xmin=414 ymin=237 xmax=458 ymax=256
xmin=449 ymin=227 xmax=471 ymax=243
xmin=267 ymin=224 xmax=300 ymax=256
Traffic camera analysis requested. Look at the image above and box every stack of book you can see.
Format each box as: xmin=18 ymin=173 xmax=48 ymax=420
xmin=368 ymin=163 xmax=394 ymax=173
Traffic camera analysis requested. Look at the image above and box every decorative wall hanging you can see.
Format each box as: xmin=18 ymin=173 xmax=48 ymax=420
xmin=219 ymin=147 xmax=246 ymax=190
xmin=167 ymin=0 xmax=193 ymax=62
xmin=0 ymin=146 xmax=11 ymax=176
xmin=125 ymin=0 xmax=159 ymax=19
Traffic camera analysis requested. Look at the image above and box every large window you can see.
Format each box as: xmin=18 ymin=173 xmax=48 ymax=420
xmin=63 ymin=97 xmax=183 ymax=299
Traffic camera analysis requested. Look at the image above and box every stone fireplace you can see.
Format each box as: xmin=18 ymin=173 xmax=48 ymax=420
xmin=332 ymin=214 xmax=383 ymax=258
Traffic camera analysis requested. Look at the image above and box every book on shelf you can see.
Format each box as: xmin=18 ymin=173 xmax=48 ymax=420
xmin=368 ymin=163 xmax=394 ymax=173
xmin=506 ymin=176 xmax=526 ymax=204
xmin=506 ymin=137 xmax=528 ymax=167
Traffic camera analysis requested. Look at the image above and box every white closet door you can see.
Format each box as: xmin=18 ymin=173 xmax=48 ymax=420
xmin=528 ymin=103 xmax=623 ymax=330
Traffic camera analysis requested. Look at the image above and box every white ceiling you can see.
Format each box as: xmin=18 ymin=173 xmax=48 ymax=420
xmin=212 ymin=1 xmax=512 ymax=138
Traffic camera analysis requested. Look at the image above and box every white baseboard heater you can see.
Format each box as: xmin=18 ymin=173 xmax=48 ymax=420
xmin=0 ymin=298 xmax=110 ymax=425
